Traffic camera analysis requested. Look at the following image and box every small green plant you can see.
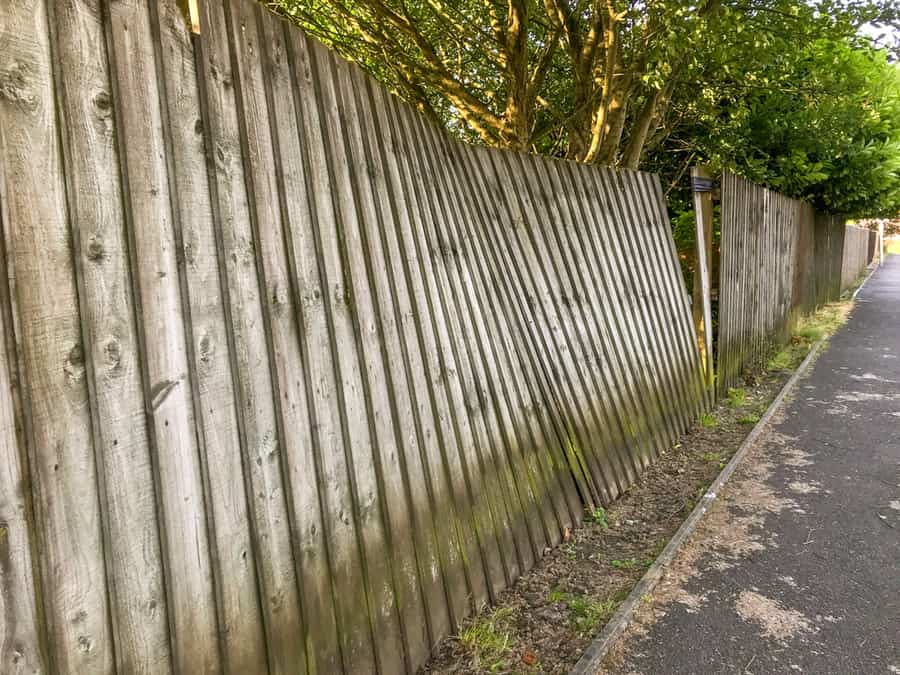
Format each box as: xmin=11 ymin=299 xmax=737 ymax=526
xmin=739 ymin=413 xmax=760 ymax=425
xmin=548 ymin=589 xmax=620 ymax=634
xmin=590 ymin=506 xmax=609 ymax=529
xmin=726 ymin=387 xmax=747 ymax=407
xmin=610 ymin=557 xmax=653 ymax=570
xmin=702 ymin=451 xmax=723 ymax=464
xmin=768 ymin=348 xmax=793 ymax=371
xmin=548 ymin=586 xmax=566 ymax=603
xmin=459 ymin=606 xmax=515 ymax=672
xmin=700 ymin=412 xmax=717 ymax=428
xmin=563 ymin=543 xmax=577 ymax=560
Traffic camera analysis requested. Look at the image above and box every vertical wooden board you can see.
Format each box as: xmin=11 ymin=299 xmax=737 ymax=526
xmin=493 ymin=153 xmax=628 ymax=510
xmin=339 ymin=60 xmax=471 ymax=665
xmin=152 ymin=1 xmax=270 ymax=672
xmin=475 ymin=147 xmax=617 ymax=508
xmin=0 ymin=168 xmax=45 ymax=674
xmin=630 ymin=171 xmax=705 ymax=417
xmin=597 ymin=168 xmax=691 ymax=440
xmin=315 ymin=45 xmax=436 ymax=672
xmin=0 ymin=2 xmax=114 ymax=672
xmin=521 ymin=156 xmax=641 ymax=492
xmin=611 ymin=169 xmax=695 ymax=434
xmin=282 ymin=27 xmax=384 ymax=672
xmin=387 ymin=105 xmax=503 ymax=607
xmin=404 ymin=95 xmax=548 ymax=570
xmin=568 ymin=163 xmax=671 ymax=465
xmin=413 ymin=117 xmax=565 ymax=556
xmin=382 ymin=94 xmax=494 ymax=611
xmin=405 ymin=115 xmax=540 ymax=576
xmin=49 ymin=0 xmax=173 ymax=670
xmin=103 ymin=1 xmax=221 ymax=672
xmin=442 ymin=136 xmax=560 ymax=560
xmin=534 ymin=157 xmax=648 ymax=487
xmin=642 ymin=170 xmax=708 ymax=413
xmin=416 ymin=119 xmax=543 ymax=577
xmin=253 ymin=10 xmax=347 ymax=674
xmin=394 ymin=95 xmax=515 ymax=596
xmin=584 ymin=165 xmax=682 ymax=450
xmin=217 ymin=0 xmax=338 ymax=672
xmin=608 ymin=169 xmax=694 ymax=431
xmin=361 ymin=76 xmax=473 ymax=639
xmin=488 ymin=153 xmax=596 ymax=522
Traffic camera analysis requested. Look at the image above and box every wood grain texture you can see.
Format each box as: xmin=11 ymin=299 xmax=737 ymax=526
xmin=2 ymin=0 xmax=713 ymax=671
xmin=0 ymin=1 xmax=113 ymax=672
xmin=718 ymin=172 xmax=849 ymax=394
xmin=0 ymin=148 xmax=46 ymax=674
xmin=48 ymin=1 xmax=171 ymax=671
xmin=103 ymin=1 xmax=220 ymax=672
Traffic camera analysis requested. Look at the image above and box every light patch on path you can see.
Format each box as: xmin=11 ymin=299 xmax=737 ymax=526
xmin=734 ymin=591 xmax=815 ymax=642
xmin=782 ymin=446 xmax=814 ymax=467
xmin=673 ymin=590 xmax=711 ymax=614
xmin=849 ymin=372 xmax=897 ymax=384
xmin=835 ymin=391 xmax=888 ymax=402
xmin=788 ymin=481 xmax=822 ymax=495
xmin=888 ymin=501 xmax=900 ymax=511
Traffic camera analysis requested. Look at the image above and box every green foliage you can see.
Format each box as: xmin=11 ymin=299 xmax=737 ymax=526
xmin=700 ymin=412 xmax=717 ymax=428
xmin=548 ymin=589 xmax=621 ymax=635
xmin=458 ymin=607 xmax=515 ymax=672
xmin=726 ymin=387 xmax=747 ymax=407
xmin=657 ymin=35 xmax=900 ymax=217
xmin=274 ymin=0 xmax=900 ymax=217
xmin=590 ymin=506 xmax=609 ymax=529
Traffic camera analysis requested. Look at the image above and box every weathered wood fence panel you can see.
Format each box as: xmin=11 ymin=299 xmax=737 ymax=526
xmin=718 ymin=172 xmax=871 ymax=394
xmin=0 ymin=1 xmax=706 ymax=672
xmin=841 ymin=225 xmax=873 ymax=291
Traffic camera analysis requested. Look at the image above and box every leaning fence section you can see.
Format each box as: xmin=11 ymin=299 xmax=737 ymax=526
xmin=0 ymin=1 xmax=706 ymax=673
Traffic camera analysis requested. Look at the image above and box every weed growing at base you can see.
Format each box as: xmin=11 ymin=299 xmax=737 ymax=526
xmin=458 ymin=606 xmax=515 ymax=672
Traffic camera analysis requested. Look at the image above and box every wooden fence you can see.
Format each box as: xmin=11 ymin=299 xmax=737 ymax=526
xmin=841 ymin=225 xmax=874 ymax=291
xmin=717 ymin=172 xmax=871 ymax=392
xmin=0 ymin=1 xmax=706 ymax=672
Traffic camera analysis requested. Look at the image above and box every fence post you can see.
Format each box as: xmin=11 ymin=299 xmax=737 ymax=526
xmin=879 ymin=221 xmax=885 ymax=266
xmin=691 ymin=166 xmax=715 ymax=395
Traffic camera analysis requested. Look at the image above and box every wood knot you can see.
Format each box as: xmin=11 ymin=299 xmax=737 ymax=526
xmin=0 ymin=62 xmax=37 ymax=109
xmin=86 ymin=238 xmax=105 ymax=262
xmin=198 ymin=332 xmax=213 ymax=364
xmin=103 ymin=337 xmax=122 ymax=370
xmin=64 ymin=343 xmax=85 ymax=384
xmin=92 ymin=90 xmax=112 ymax=114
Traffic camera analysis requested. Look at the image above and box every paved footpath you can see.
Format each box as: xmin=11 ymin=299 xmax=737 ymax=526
xmin=607 ymin=256 xmax=900 ymax=675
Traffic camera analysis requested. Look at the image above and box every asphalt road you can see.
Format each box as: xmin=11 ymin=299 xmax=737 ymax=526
xmin=608 ymin=256 xmax=900 ymax=675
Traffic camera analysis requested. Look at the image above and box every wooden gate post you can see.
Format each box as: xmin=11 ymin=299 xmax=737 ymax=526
xmin=691 ymin=167 xmax=715 ymax=394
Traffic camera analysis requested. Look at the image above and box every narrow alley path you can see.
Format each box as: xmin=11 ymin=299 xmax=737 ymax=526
xmin=607 ymin=256 xmax=900 ymax=674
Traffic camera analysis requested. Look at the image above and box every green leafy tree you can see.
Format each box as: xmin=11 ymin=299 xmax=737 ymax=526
xmin=272 ymin=1 xmax=896 ymax=164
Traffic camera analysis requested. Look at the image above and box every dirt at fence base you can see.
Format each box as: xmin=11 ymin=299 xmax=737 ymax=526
xmin=421 ymin=371 xmax=792 ymax=674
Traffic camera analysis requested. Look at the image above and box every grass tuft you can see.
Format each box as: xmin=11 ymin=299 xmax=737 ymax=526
xmin=458 ymin=607 xmax=515 ymax=672
xmin=548 ymin=588 xmax=622 ymax=635
xmin=726 ymin=387 xmax=747 ymax=407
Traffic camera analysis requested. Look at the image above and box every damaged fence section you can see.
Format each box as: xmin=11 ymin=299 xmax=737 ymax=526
xmin=0 ymin=0 xmax=706 ymax=672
